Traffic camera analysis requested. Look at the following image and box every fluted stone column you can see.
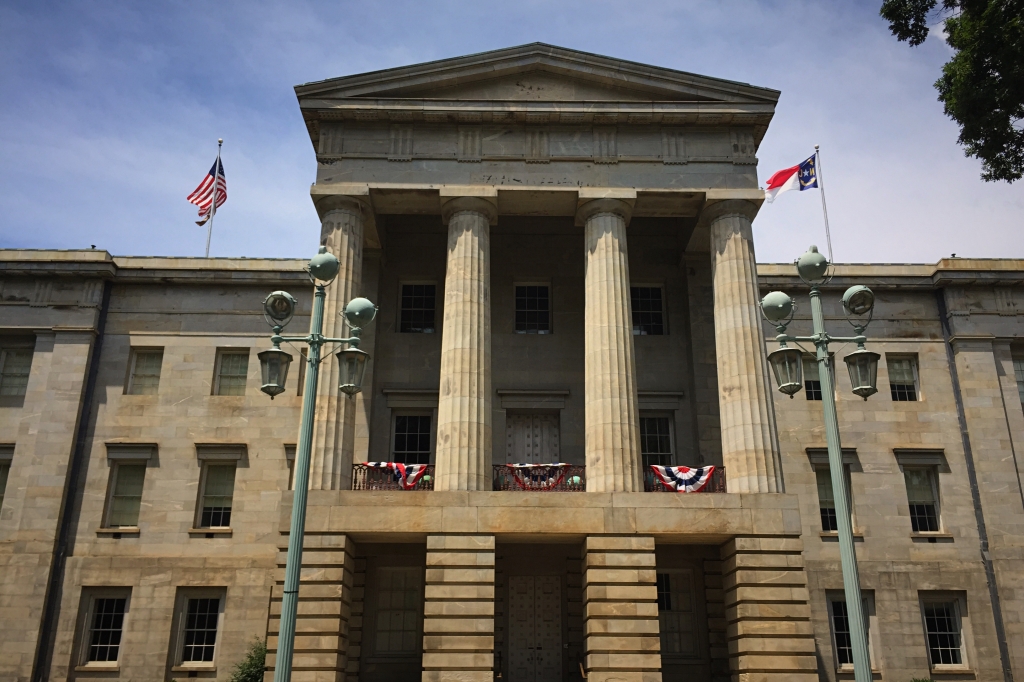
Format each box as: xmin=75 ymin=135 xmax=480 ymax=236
xmin=310 ymin=196 xmax=365 ymax=490
xmin=705 ymin=199 xmax=783 ymax=493
xmin=580 ymin=199 xmax=642 ymax=493
xmin=434 ymin=196 xmax=496 ymax=491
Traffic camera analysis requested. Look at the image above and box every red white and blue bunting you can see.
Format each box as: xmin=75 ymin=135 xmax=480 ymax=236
xmin=507 ymin=463 xmax=570 ymax=490
xmin=364 ymin=462 xmax=429 ymax=490
xmin=650 ymin=465 xmax=715 ymax=493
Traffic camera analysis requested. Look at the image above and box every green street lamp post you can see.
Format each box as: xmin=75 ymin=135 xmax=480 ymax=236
xmin=761 ymin=246 xmax=880 ymax=682
xmin=258 ymin=246 xmax=378 ymax=682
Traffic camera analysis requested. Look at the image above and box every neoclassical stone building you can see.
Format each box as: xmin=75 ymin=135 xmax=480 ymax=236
xmin=1 ymin=44 xmax=1022 ymax=682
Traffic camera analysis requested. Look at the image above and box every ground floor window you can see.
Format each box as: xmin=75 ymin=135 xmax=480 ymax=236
xmin=656 ymin=570 xmax=697 ymax=656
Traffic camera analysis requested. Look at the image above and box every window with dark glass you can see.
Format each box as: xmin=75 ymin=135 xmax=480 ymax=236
xmin=400 ymin=284 xmax=436 ymax=333
xmin=656 ymin=571 xmax=697 ymax=656
xmin=0 ymin=347 xmax=32 ymax=397
xmin=86 ymin=596 xmax=127 ymax=663
xmin=392 ymin=415 xmax=432 ymax=464
xmin=126 ymin=348 xmax=163 ymax=395
xmin=515 ymin=285 xmax=551 ymax=334
xmin=197 ymin=464 xmax=235 ymax=528
xmin=631 ymin=287 xmax=664 ymax=335
xmin=905 ymin=467 xmax=940 ymax=532
xmin=828 ymin=594 xmax=873 ymax=668
xmin=815 ymin=466 xmax=853 ymax=533
xmin=181 ymin=597 xmax=220 ymax=662
xmin=804 ymin=357 xmax=822 ymax=400
xmin=923 ymin=600 xmax=963 ymax=666
xmin=640 ymin=417 xmax=673 ymax=467
xmin=888 ymin=356 xmax=918 ymax=401
xmin=105 ymin=463 xmax=146 ymax=528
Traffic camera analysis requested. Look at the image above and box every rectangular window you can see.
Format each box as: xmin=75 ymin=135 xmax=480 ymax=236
xmin=126 ymin=348 xmax=163 ymax=395
xmin=815 ymin=466 xmax=853 ymax=533
xmin=804 ymin=357 xmax=822 ymax=400
xmin=888 ymin=356 xmax=919 ymax=401
xmin=197 ymin=464 xmax=236 ymax=528
xmin=171 ymin=588 xmax=225 ymax=668
xmin=640 ymin=416 xmax=673 ymax=467
xmin=827 ymin=592 xmax=875 ymax=669
xmin=0 ymin=460 xmax=10 ymax=511
xmin=214 ymin=350 xmax=249 ymax=396
xmin=400 ymin=284 xmax=436 ymax=333
xmin=631 ymin=287 xmax=665 ymax=335
xmin=0 ymin=347 xmax=32 ymax=397
xmin=922 ymin=599 xmax=964 ymax=666
xmin=105 ymin=463 xmax=146 ymax=528
xmin=296 ymin=348 xmax=308 ymax=396
xmin=81 ymin=592 xmax=130 ymax=665
xmin=1014 ymin=358 xmax=1024 ymax=409
xmin=514 ymin=285 xmax=551 ymax=334
xmin=374 ymin=567 xmax=422 ymax=654
xmin=392 ymin=415 xmax=432 ymax=464
xmin=285 ymin=445 xmax=296 ymax=490
xmin=904 ymin=467 xmax=940 ymax=532
xmin=656 ymin=571 xmax=697 ymax=656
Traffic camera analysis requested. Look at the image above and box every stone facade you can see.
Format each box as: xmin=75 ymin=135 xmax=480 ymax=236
xmin=0 ymin=44 xmax=1021 ymax=682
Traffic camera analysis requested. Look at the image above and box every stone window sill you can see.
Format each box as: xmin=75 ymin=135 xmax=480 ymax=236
xmin=836 ymin=665 xmax=882 ymax=677
xmin=911 ymin=531 xmax=955 ymax=543
xmin=75 ymin=664 xmax=119 ymax=672
xmin=96 ymin=527 xmax=139 ymax=538
xmin=819 ymin=531 xmax=865 ymax=541
xmin=929 ymin=667 xmax=975 ymax=678
xmin=171 ymin=665 xmax=217 ymax=673
xmin=188 ymin=528 xmax=232 ymax=537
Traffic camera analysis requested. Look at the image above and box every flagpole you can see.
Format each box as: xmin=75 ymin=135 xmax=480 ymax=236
xmin=205 ymin=138 xmax=222 ymax=258
xmin=814 ymin=144 xmax=834 ymax=263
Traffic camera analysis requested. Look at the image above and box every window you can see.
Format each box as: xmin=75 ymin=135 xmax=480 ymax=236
xmin=1014 ymin=358 xmax=1024 ymax=409
xmin=888 ymin=356 xmax=918 ymax=401
xmin=815 ymin=466 xmax=853 ymax=533
xmin=374 ymin=567 xmax=422 ymax=654
xmin=656 ymin=571 xmax=697 ymax=656
xmin=631 ymin=287 xmax=664 ymax=335
xmin=0 ymin=446 xmax=11 ymax=511
xmin=285 ymin=445 xmax=296 ymax=490
xmin=296 ymin=348 xmax=308 ymax=396
xmin=125 ymin=348 xmax=163 ymax=395
xmin=400 ymin=284 xmax=436 ymax=333
xmin=78 ymin=590 xmax=131 ymax=666
xmin=392 ymin=415 xmax=432 ymax=464
xmin=171 ymin=588 xmax=225 ymax=668
xmin=640 ymin=416 xmax=673 ymax=467
xmin=904 ymin=467 xmax=940 ymax=532
xmin=197 ymin=463 xmax=236 ymax=528
xmin=514 ymin=285 xmax=551 ymax=334
xmin=213 ymin=350 xmax=249 ymax=396
xmin=921 ymin=597 xmax=966 ymax=667
xmin=804 ymin=357 xmax=822 ymax=400
xmin=827 ymin=592 xmax=875 ymax=670
xmin=0 ymin=346 xmax=32 ymax=397
xmin=105 ymin=463 xmax=145 ymax=528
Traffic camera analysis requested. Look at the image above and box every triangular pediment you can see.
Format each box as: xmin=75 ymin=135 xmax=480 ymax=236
xmin=296 ymin=43 xmax=779 ymax=105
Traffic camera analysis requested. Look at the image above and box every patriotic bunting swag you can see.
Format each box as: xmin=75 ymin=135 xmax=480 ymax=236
xmin=507 ymin=463 xmax=570 ymax=490
xmin=364 ymin=462 xmax=428 ymax=490
xmin=650 ymin=465 xmax=716 ymax=493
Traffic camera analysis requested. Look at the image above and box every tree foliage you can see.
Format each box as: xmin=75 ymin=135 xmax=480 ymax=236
xmin=880 ymin=0 xmax=1024 ymax=182
xmin=229 ymin=637 xmax=267 ymax=682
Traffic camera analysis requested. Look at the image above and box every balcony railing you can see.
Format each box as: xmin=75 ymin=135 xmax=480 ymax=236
xmin=351 ymin=463 xmax=434 ymax=491
xmin=492 ymin=464 xmax=586 ymax=492
xmin=643 ymin=465 xmax=726 ymax=493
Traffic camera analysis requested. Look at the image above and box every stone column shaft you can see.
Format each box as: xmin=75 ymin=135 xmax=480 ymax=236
xmin=706 ymin=200 xmax=783 ymax=493
xmin=434 ymin=198 xmax=495 ymax=491
xmin=582 ymin=200 xmax=642 ymax=492
xmin=310 ymin=197 xmax=365 ymax=490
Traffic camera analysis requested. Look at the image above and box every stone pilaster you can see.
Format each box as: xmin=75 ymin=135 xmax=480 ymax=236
xmin=579 ymin=198 xmax=642 ymax=492
xmin=720 ymin=536 xmax=816 ymax=682
xmin=582 ymin=535 xmax=661 ymax=682
xmin=266 ymin=533 xmax=357 ymax=682
xmin=434 ymin=196 xmax=496 ymax=491
xmin=423 ymin=534 xmax=496 ymax=682
xmin=310 ymin=196 xmax=366 ymax=490
xmin=704 ymin=199 xmax=783 ymax=493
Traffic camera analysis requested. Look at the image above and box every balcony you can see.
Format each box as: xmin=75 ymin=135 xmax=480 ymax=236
xmin=351 ymin=463 xmax=434 ymax=491
xmin=643 ymin=465 xmax=726 ymax=493
xmin=492 ymin=464 xmax=586 ymax=492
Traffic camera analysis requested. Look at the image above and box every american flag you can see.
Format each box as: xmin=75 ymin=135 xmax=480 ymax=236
xmin=186 ymin=157 xmax=226 ymax=226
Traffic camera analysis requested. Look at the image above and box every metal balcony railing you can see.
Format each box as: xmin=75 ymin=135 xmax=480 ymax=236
xmin=492 ymin=464 xmax=586 ymax=492
xmin=643 ymin=465 xmax=726 ymax=493
xmin=351 ymin=463 xmax=434 ymax=491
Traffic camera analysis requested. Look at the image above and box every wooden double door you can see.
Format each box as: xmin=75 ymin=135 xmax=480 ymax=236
xmin=508 ymin=575 xmax=562 ymax=682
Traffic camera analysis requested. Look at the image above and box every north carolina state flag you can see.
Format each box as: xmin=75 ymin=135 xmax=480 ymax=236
xmin=764 ymin=154 xmax=818 ymax=203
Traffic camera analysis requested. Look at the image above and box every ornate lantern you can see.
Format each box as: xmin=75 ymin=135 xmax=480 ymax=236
xmin=258 ymin=348 xmax=294 ymax=398
xmin=844 ymin=349 xmax=880 ymax=400
xmin=767 ymin=346 xmax=804 ymax=398
xmin=336 ymin=346 xmax=370 ymax=396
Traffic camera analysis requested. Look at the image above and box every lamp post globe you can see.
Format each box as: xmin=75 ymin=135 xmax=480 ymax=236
xmin=308 ymin=246 xmax=340 ymax=283
xmin=796 ymin=245 xmax=829 ymax=284
xmin=842 ymin=285 xmax=875 ymax=316
xmin=343 ymin=297 xmax=378 ymax=329
xmin=761 ymin=290 xmax=794 ymax=323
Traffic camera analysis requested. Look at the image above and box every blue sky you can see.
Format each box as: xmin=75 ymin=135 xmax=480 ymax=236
xmin=1 ymin=0 xmax=1021 ymax=263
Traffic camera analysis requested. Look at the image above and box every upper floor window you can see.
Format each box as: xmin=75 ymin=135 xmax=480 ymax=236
xmin=1013 ymin=358 xmax=1024 ymax=410
xmin=515 ymin=285 xmax=551 ymax=334
xmin=213 ymin=349 xmax=249 ymax=396
xmin=392 ymin=414 xmax=432 ymax=464
xmin=815 ymin=466 xmax=853 ymax=533
xmin=171 ymin=588 xmax=225 ymax=669
xmin=887 ymin=355 xmax=919 ymax=401
xmin=400 ymin=284 xmax=436 ymax=333
xmin=125 ymin=348 xmax=163 ymax=395
xmin=631 ymin=287 xmax=664 ymax=335
xmin=803 ymin=356 xmax=834 ymax=400
xmin=104 ymin=462 xmax=146 ymax=528
xmin=904 ymin=467 xmax=940 ymax=532
xmin=197 ymin=463 xmax=236 ymax=528
xmin=0 ymin=345 xmax=33 ymax=398
xmin=640 ymin=416 xmax=673 ymax=467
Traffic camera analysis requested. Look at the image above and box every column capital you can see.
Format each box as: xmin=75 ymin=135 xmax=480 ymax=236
xmin=575 ymin=198 xmax=633 ymax=227
xmin=314 ymin=194 xmax=371 ymax=220
xmin=440 ymin=195 xmax=498 ymax=225
xmin=699 ymin=198 xmax=760 ymax=226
